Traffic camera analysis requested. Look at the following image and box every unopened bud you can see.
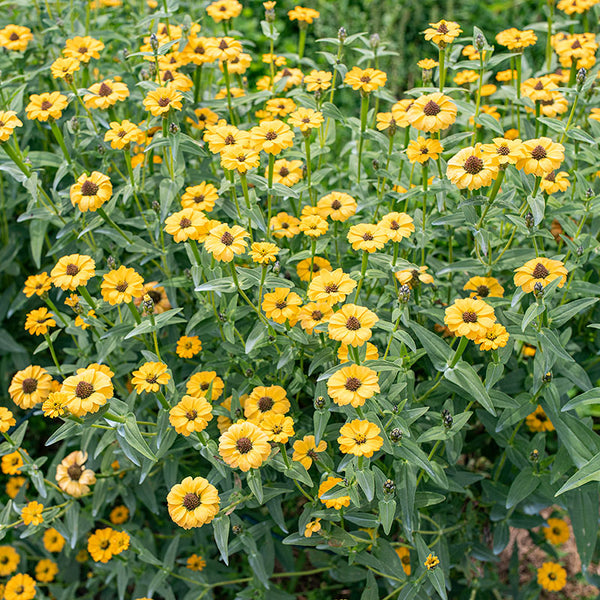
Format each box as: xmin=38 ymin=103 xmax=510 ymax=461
xmin=390 ymin=428 xmax=403 ymax=442
xmin=533 ymin=281 xmax=545 ymax=298
xmin=341 ymin=478 xmax=349 ymax=486
xmin=442 ymin=409 xmax=453 ymax=429
xmin=70 ymin=116 xmax=80 ymax=132
xmin=383 ymin=479 xmax=396 ymax=494
xmin=245 ymin=369 xmax=253 ymax=377
xmin=542 ymin=371 xmax=552 ymax=383
xmin=218 ymin=312 xmax=227 ymax=322
xmin=97 ymin=144 xmax=106 ymax=156
xmin=169 ymin=122 xmax=179 ymax=134
xmin=315 ymin=396 xmax=325 ymax=409
xmin=586 ymin=188 xmax=594 ymax=200
xmin=107 ymin=256 xmax=117 ymax=270
xmin=232 ymin=524 xmax=243 ymax=535
xmin=272 ymin=260 xmax=281 ymax=274
xmin=338 ymin=27 xmax=347 ymax=43
xmin=152 ymin=200 xmax=160 ymax=213
xmin=142 ymin=293 xmax=154 ymax=314
xmin=183 ymin=268 xmax=192 ymax=280
xmin=530 ymin=449 xmax=539 ymax=462
xmin=577 ymin=67 xmax=587 ymax=88
xmin=150 ymin=33 xmax=159 ymax=53
xmin=372 ymin=159 xmax=380 ymax=171
xmin=577 ymin=245 xmax=584 ymax=256
xmin=475 ymin=33 xmax=485 ymax=52
xmin=370 ymin=33 xmax=380 ymax=49
xmin=140 ymin=68 xmax=150 ymax=81
xmin=398 ymin=284 xmax=411 ymax=303
xmin=524 ymin=212 xmax=534 ymax=229
xmin=123 ymin=49 xmax=129 ymax=60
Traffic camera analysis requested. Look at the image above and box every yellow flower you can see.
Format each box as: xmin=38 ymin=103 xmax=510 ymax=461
xmin=109 ymin=505 xmax=129 ymax=525
xmin=0 ymin=547 xmax=20 ymax=576
xmin=0 ymin=25 xmax=33 ymax=51
xmin=304 ymin=69 xmax=332 ymax=92
xmin=167 ymin=476 xmax=220 ymax=529
xmin=496 ymin=28 xmax=537 ymax=51
xmin=131 ymin=362 xmax=170 ymax=394
xmin=306 ymin=269 xmax=355 ymax=304
xmin=22 ymin=272 xmax=52 ymax=298
xmin=475 ymin=324 xmax=510 ymax=351
xmin=423 ymin=20 xmax=462 ymax=47
xmin=288 ymin=6 xmax=320 ymax=23
xmin=317 ymin=192 xmax=357 ymax=222
xmin=480 ymin=137 xmax=522 ymax=165
xmin=205 ymin=37 xmax=242 ymax=62
xmin=299 ymin=214 xmax=328 ymax=237
xmin=260 ymin=413 xmax=295 ymax=443
xmin=2 ymin=450 xmax=24 ymax=475
xmin=446 ymin=144 xmax=499 ymax=191
xmin=407 ymin=93 xmax=457 ymax=133
xmin=537 ymin=562 xmax=567 ymax=592
xmin=43 ymin=528 xmax=65 ymax=553
xmin=143 ymin=85 xmax=183 ymax=116
xmin=101 ymin=266 xmax=144 ymax=305
xmin=244 ymin=385 xmax=290 ymax=422
xmin=206 ymin=0 xmax=242 ymax=22
xmin=87 ymin=528 xmax=115 ymax=563
xmin=219 ymin=421 xmax=271 ymax=471
xmin=63 ymin=36 xmax=104 ymax=62
xmin=304 ymin=518 xmax=322 ymax=537
xmin=453 ymin=70 xmax=479 ymax=86
xmin=0 ymin=110 xmax=23 ymax=142
xmin=42 ymin=391 xmax=68 ymax=418
xmin=6 ymin=476 xmax=26 ymax=499
xmin=395 ymin=266 xmax=434 ymax=288
xmin=70 ymin=171 xmax=112 ymax=212
xmin=424 ymin=554 xmax=440 ymax=570
xmin=164 ymin=208 xmax=207 ymax=243
xmin=83 ymin=79 xmax=129 ymax=110
xmin=204 ymin=120 xmax=250 ymax=154
xmin=540 ymin=170 xmax=570 ymax=195
xmin=338 ymin=342 xmax=378 ymax=363
xmin=406 ymin=136 xmax=444 ymax=164
xmin=187 ymin=107 xmax=219 ymax=131
xmin=35 ymin=558 xmax=58 ymax=583
xmin=9 ymin=365 xmax=52 ymax=409
xmin=25 ymin=92 xmax=69 ymax=121
xmin=513 ymin=257 xmax=568 ymax=293
xmin=288 ymin=107 xmax=324 ymax=131
xmin=110 ymin=530 xmax=130 ymax=555
xmin=50 ymin=56 xmax=80 ymax=79
xmin=51 ymin=254 xmax=96 ymax=290
xmin=204 ymin=223 xmax=249 ymax=262
xmin=417 ymin=58 xmax=438 ymax=70
xmin=338 ymin=419 xmax=383 ymax=457
xmin=265 ymin=97 xmax=297 ymax=117
xmin=376 ymin=112 xmax=398 ymax=132
xmin=318 ymin=476 xmax=350 ymax=510
xmin=444 ymin=298 xmax=496 ymax=340
xmin=169 ymin=395 xmax=213 ymax=436
xmin=250 ymin=120 xmax=295 ymax=154
xmin=217 ymin=395 xmax=248 ymax=433
xmin=526 ymin=405 xmax=555 ymax=432
xmin=378 ymin=212 xmax=415 ymax=243
xmin=176 ymin=335 xmax=202 ymax=358
xmin=24 ymin=307 xmax=56 ymax=336
xmin=187 ymin=553 xmax=207 ymax=571
xmin=0 ymin=407 xmax=15 ymax=433
xmin=327 ymin=364 xmax=380 ymax=407
xmin=104 ymin=120 xmax=142 ymax=149
xmin=343 ymin=67 xmax=387 ymax=93
xmin=396 ymin=547 xmax=411 ymax=575
xmin=60 ymin=368 xmax=113 ymax=417
xmin=220 ymin=146 xmax=261 ymax=173
xmin=328 ymin=304 xmax=379 ymax=347
xmin=463 ymin=276 xmax=504 ymax=299
xmin=297 ymin=302 xmax=334 ymax=334
xmin=181 ymin=182 xmax=219 ymax=212
xmin=347 ymin=223 xmax=387 ymax=253
xmin=292 ymin=436 xmax=327 ymax=469
xmin=515 ymin=137 xmax=565 ymax=176
xmin=391 ymin=99 xmax=414 ymax=128
xmin=4 ymin=573 xmax=36 ymax=600
xmin=55 ymin=450 xmax=96 ymax=497
xmin=186 ymin=371 xmax=225 ymax=401
xmin=249 ymin=242 xmax=279 ymax=264
xmin=543 ymin=518 xmax=570 ymax=545
xmin=271 ymin=211 xmax=300 ymax=238
xmin=270 ymin=159 xmax=303 ymax=186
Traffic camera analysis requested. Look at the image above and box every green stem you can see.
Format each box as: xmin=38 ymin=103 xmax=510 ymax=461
xmin=97 ymin=207 xmax=133 ymax=244
xmin=353 ymin=251 xmax=369 ymax=301
xmin=449 ymin=335 xmax=469 ymax=368
xmin=357 ymin=93 xmax=370 ymax=183
xmin=44 ymin=333 xmax=63 ymax=376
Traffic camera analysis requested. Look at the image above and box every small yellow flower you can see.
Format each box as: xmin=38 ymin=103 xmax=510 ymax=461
xmin=24 ymin=307 xmax=56 ymax=336
xmin=304 ymin=518 xmax=322 ymax=537
xmin=131 ymin=362 xmax=170 ymax=394
xmin=21 ymin=501 xmax=44 ymax=526
xmin=424 ymin=553 xmax=440 ymax=570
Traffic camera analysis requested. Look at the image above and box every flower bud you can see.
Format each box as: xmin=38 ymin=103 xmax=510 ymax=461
xmin=183 ymin=268 xmax=192 ymax=280
xmin=442 ymin=409 xmax=453 ymax=429
xmin=577 ymin=67 xmax=587 ymax=88
xmin=542 ymin=371 xmax=552 ymax=383
xmin=169 ymin=122 xmax=179 ymax=134
xmin=390 ymin=427 xmax=403 ymax=442
xmin=524 ymin=212 xmax=534 ymax=229
xmin=107 ymin=256 xmax=117 ymax=270
xmin=152 ymin=200 xmax=160 ymax=213
xmin=315 ymin=396 xmax=325 ymax=409
xmin=530 ymin=449 xmax=539 ymax=462
xmin=70 ymin=116 xmax=80 ymax=133
xmin=245 ymin=369 xmax=253 ymax=377
xmin=142 ymin=293 xmax=154 ymax=314
xmin=232 ymin=524 xmax=243 ymax=535
xmin=372 ymin=159 xmax=380 ymax=171
xmin=97 ymin=144 xmax=106 ymax=156
xmin=475 ymin=33 xmax=485 ymax=52
xmin=218 ymin=312 xmax=227 ymax=322
xmin=383 ymin=479 xmax=396 ymax=494
xmin=586 ymin=188 xmax=594 ymax=200
xmin=577 ymin=245 xmax=584 ymax=257
xmin=370 ymin=33 xmax=380 ymax=49
xmin=533 ymin=281 xmax=545 ymax=299
xmin=150 ymin=33 xmax=159 ymax=54
xmin=398 ymin=284 xmax=411 ymax=303
xmin=272 ymin=260 xmax=281 ymax=274
xmin=338 ymin=27 xmax=347 ymax=43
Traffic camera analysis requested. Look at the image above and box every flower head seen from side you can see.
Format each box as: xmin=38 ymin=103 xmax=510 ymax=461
xmin=24 ymin=307 xmax=56 ymax=336
xmin=167 ymin=476 xmax=220 ymax=529
xmin=327 ymin=364 xmax=380 ymax=407
xmin=304 ymin=518 xmax=322 ymax=537
xmin=537 ymin=562 xmax=567 ymax=592
xmin=328 ymin=304 xmax=379 ymax=347
xmin=70 ymin=171 xmax=112 ymax=212
xmin=338 ymin=419 xmax=383 ymax=457
xmin=318 ymin=476 xmax=350 ymax=510
xmin=218 ymin=421 xmax=271 ymax=471
xmin=463 ymin=276 xmax=504 ymax=299
xmin=444 ymin=298 xmax=496 ymax=340
xmin=131 ymin=362 xmax=170 ymax=394
xmin=169 ymin=395 xmax=213 ymax=436
xmin=55 ymin=451 xmax=96 ymax=497
xmin=0 ymin=110 xmax=23 ymax=142
xmin=514 ymin=257 xmax=568 ymax=293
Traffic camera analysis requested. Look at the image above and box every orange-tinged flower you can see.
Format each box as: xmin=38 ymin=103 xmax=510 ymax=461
xmin=338 ymin=419 xmax=383 ymax=457
xmin=26 ymin=92 xmax=69 ymax=121
xmin=0 ymin=110 xmax=23 ymax=141
xmin=328 ymin=304 xmax=379 ymax=347
xmin=344 ymin=67 xmax=387 ymax=93
xmin=55 ymin=451 xmax=96 ymax=497
xmin=327 ymin=364 xmax=380 ymax=407
xmin=143 ymin=86 xmax=182 ymax=116
xmin=292 ymin=435 xmax=327 ymax=469
xmin=444 ymin=298 xmax=496 ymax=340
xmin=218 ymin=421 xmax=271 ymax=471
xmin=318 ymin=476 xmax=350 ymax=510
xmin=407 ymin=93 xmax=457 ymax=133
xmin=514 ymin=257 xmax=568 ymax=293
xmin=70 ymin=171 xmax=112 ymax=212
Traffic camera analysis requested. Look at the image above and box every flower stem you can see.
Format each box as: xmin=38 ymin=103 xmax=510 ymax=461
xmin=353 ymin=251 xmax=369 ymax=301
xmin=44 ymin=333 xmax=63 ymax=376
xmin=97 ymin=207 xmax=133 ymax=244
xmin=357 ymin=93 xmax=370 ymax=183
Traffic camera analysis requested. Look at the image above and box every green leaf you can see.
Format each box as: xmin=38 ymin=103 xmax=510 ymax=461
xmin=117 ymin=414 xmax=157 ymax=462
xmin=521 ymin=302 xmax=545 ymax=331
xmin=410 ymin=322 xmax=451 ymax=371
xmin=247 ymin=468 xmax=264 ymax=503
xmin=314 ymin=409 xmax=330 ymax=445
xmin=245 ymin=321 xmax=267 ymax=354
xmin=506 ymin=468 xmax=540 ymax=508
xmin=565 ymin=486 xmax=598 ymax=566
xmin=538 ymin=328 xmax=574 ymax=363
xmin=550 ymin=298 xmax=598 ymax=327
xmin=213 ymin=515 xmax=230 ymax=565
xmin=444 ymin=362 xmax=495 ymax=415
xmin=356 ymin=468 xmax=375 ymax=502
xmin=360 ymin=571 xmax=379 ymax=600
xmin=378 ymin=499 xmax=396 ymax=535
xmin=556 ymin=452 xmax=600 ymax=495
xmin=124 ymin=308 xmax=184 ymax=340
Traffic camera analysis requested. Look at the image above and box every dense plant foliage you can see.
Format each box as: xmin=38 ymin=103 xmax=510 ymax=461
xmin=1 ymin=1 xmax=600 ymax=599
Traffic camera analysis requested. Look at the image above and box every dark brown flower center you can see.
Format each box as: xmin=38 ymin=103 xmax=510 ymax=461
xmin=180 ymin=217 xmax=192 ymax=228
xmin=531 ymin=145 xmax=547 ymax=160
xmin=533 ymin=81 xmax=544 ymax=90
xmin=360 ymin=75 xmax=372 ymax=83
xmin=345 ymin=377 xmax=362 ymax=391
xmin=66 ymin=263 xmax=80 ymax=276
xmin=533 ymin=263 xmax=550 ymax=279
xmin=462 ymin=311 xmax=478 ymax=323
xmin=219 ymin=39 xmax=228 ymax=50
xmin=236 ymin=437 xmax=253 ymax=453
xmin=545 ymin=171 xmax=556 ymax=182
xmin=265 ymin=130 xmax=277 ymax=140
xmin=157 ymin=96 xmax=171 ymax=107
xmin=258 ymin=396 xmax=274 ymax=412
xmin=331 ymin=199 xmax=342 ymax=210
xmin=324 ymin=283 xmax=338 ymax=293
xmin=78 ymin=46 xmax=88 ymax=54
xmin=354 ymin=434 xmax=367 ymax=444
xmin=312 ymin=310 xmax=323 ymax=320
xmin=98 ymin=82 xmax=112 ymax=97
xmin=463 ymin=155 xmax=484 ymax=174
xmin=390 ymin=220 xmax=399 ymax=230
xmin=148 ymin=290 xmax=161 ymax=303
xmin=275 ymin=300 xmax=287 ymax=309
xmin=200 ymin=382 xmax=210 ymax=390
xmin=185 ymin=410 xmax=198 ymax=420
xmin=115 ymin=282 xmax=128 ymax=292
xmin=67 ymin=463 xmax=83 ymax=480
xmin=183 ymin=492 xmax=201 ymax=510
xmin=307 ymin=449 xmax=318 ymax=460
xmin=279 ymin=167 xmax=289 ymax=176
xmin=9 ymin=32 xmax=19 ymax=41
xmin=195 ymin=45 xmax=206 ymax=54
xmin=346 ymin=316 xmax=361 ymax=330
xmin=163 ymin=70 xmax=175 ymax=82
xmin=75 ymin=381 xmax=94 ymax=399
xmin=224 ymin=134 xmax=236 ymax=145
xmin=41 ymin=100 xmax=53 ymax=111
xmin=437 ymin=23 xmax=449 ymax=34
xmin=423 ymin=100 xmax=441 ymax=116
xmin=497 ymin=145 xmax=510 ymax=155
xmin=146 ymin=375 xmax=158 ymax=383
xmin=193 ymin=195 xmax=205 ymax=203
xmin=362 ymin=233 xmax=374 ymax=241
xmin=81 ymin=180 xmax=99 ymax=196
xmin=22 ymin=377 xmax=38 ymax=394
xmin=476 ymin=285 xmax=489 ymax=297
xmin=538 ymin=413 xmax=546 ymax=422
xmin=220 ymin=231 xmax=234 ymax=245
